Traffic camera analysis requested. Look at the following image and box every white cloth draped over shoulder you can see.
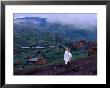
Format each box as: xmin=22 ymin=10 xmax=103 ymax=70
xmin=64 ymin=50 xmax=72 ymax=64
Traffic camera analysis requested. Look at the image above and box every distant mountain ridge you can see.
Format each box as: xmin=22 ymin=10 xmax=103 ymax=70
xmin=14 ymin=17 xmax=97 ymax=48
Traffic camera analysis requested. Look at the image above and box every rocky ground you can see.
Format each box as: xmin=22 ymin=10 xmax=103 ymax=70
xmin=14 ymin=56 xmax=97 ymax=75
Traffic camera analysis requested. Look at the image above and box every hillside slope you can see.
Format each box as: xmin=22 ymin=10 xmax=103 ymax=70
xmin=14 ymin=56 xmax=97 ymax=75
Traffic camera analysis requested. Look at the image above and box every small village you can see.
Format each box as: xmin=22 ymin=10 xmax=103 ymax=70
xmin=14 ymin=40 xmax=96 ymax=65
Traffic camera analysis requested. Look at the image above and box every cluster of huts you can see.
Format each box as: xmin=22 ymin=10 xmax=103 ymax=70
xmin=26 ymin=55 xmax=46 ymax=65
xmin=14 ymin=55 xmax=46 ymax=66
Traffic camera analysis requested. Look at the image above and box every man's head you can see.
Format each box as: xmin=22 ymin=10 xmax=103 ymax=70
xmin=65 ymin=47 xmax=69 ymax=51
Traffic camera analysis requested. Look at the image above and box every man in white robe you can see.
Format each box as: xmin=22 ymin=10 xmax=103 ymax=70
xmin=64 ymin=48 xmax=72 ymax=65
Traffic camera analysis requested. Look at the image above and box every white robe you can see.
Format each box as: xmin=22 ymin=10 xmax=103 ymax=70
xmin=64 ymin=51 xmax=72 ymax=64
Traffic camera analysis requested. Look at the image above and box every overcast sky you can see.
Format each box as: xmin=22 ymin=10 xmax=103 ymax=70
xmin=14 ymin=13 xmax=97 ymax=28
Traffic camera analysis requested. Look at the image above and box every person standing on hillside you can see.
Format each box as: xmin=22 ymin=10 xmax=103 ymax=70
xmin=64 ymin=48 xmax=72 ymax=65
